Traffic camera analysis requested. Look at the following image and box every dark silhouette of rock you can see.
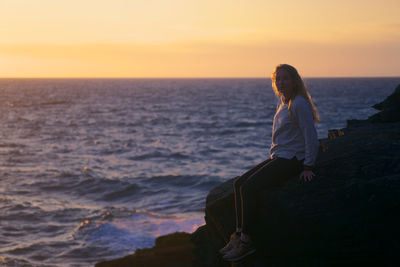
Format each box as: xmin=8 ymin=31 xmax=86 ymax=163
xmin=95 ymin=232 xmax=194 ymax=267
xmin=96 ymin=84 xmax=400 ymax=267
xmin=369 ymin=84 xmax=400 ymax=123
xmin=205 ymin=85 xmax=400 ymax=266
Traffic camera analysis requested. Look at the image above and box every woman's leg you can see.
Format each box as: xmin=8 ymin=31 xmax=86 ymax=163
xmin=224 ymin=157 xmax=302 ymax=261
xmin=233 ymin=158 xmax=273 ymax=231
xmin=240 ymin=157 xmax=302 ymax=235
xmin=220 ymin=159 xmax=274 ymax=254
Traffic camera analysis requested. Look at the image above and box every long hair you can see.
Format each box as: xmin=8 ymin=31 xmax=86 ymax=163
xmin=271 ymin=64 xmax=319 ymax=123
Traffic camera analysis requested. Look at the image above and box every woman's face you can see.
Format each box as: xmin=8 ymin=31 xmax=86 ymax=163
xmin=275 ymin=68 xmax=294 ymax=101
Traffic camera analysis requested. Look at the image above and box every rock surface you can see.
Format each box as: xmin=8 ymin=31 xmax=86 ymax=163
xmin=95 ymin=232 xmax=194 ymax=267
xmin=96 ymin=85 xmax=400 ymax=267
xmin=369 ymin=84 xmax=400 ymax=123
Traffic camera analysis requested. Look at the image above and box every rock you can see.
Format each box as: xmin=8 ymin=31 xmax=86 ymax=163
xmin=204 ymin=85 xmax=400 ymax=266
xmin=191 ymin=225 xmax=225 ymax=267
xmin=95 ymin=232 xmax=194 ymax=267
xmin=96 ymin=84 xmax=400 ymax=267
xmin=207 ymin=122 xmax=400 ymax=266
xmin=369 ymin=84 xmax=400 ymax=122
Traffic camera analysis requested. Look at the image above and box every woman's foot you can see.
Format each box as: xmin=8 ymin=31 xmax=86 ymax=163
xmin=222 ymin=239 xmax=256 ymax=261
xmin=219 ymin=232 xmax=241 ymax=254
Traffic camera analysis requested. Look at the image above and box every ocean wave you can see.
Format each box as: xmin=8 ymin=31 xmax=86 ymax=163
xmin=49 ymin=176 xmax=142 ymax=203
xmin=0 ymin=143 xmax=26 ymax=148
xmin=72 ymin=207 xmax=203 ymax=259
xmin=145 ymin=174 xmax=205 ymax=187
xmin=234 ymin=121 xmax=267 ymax=128
xmin=129 ymin=151 xmax=190 ymax=160
xmin=102 ymin=184 xmax=139 ymax=201
xmin=40 ymin=100 xmax=71 ymax=106
xmin=0 ymin=256 xmax=44 ymax=267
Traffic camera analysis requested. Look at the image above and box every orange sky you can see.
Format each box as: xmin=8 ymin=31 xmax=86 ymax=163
xmin=1 ymin=0 xmax=399 ymax=78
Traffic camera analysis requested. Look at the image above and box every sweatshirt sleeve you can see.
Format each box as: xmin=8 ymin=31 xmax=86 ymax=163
xmin=293 ymin=97 xmax=319 ymax=167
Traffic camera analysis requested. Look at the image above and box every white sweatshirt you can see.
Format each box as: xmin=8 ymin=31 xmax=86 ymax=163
xmin=270 ymin=95 xmax=319 ymax=167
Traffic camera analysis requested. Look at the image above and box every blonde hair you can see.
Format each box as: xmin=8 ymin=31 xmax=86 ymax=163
xmin=271 ymin=64 xmax=319 ymax=123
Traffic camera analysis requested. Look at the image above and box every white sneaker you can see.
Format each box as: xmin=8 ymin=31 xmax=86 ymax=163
xmin=222 ymin=239 xmax=256 ymax=262
xmin=219 ymin=232 xmax=241 ymax=255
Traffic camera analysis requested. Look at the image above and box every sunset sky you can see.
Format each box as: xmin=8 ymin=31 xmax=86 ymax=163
xmin=1 ymin=0 xmax=399 ymax=78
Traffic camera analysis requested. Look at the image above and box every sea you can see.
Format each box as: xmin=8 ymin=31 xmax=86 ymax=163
xmin=0 ymin=77 xmax=398 ymax=266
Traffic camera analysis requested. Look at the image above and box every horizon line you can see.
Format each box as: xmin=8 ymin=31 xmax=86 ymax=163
xmin=1 ymin=76 xmax=399 ymax=79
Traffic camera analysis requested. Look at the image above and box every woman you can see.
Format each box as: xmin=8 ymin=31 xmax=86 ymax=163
xmin=221 ymin=64 xmax=320 ymax=262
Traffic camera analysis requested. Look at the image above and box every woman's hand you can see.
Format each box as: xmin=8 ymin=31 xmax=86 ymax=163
xmin=300 ymin=170 xmax=315 ymax=182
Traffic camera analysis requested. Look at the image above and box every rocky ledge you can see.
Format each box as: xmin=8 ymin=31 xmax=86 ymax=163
xmin=96 ymin=84 xmax=400 ymax=267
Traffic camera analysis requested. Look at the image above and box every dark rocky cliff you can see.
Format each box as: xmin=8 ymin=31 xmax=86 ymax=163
xmin=96 ymin=84 xmax=400 ymax=267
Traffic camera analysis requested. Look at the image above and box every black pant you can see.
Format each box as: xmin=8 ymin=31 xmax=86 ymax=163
xmin=233 ymin=157 xmax=303 ymax=234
